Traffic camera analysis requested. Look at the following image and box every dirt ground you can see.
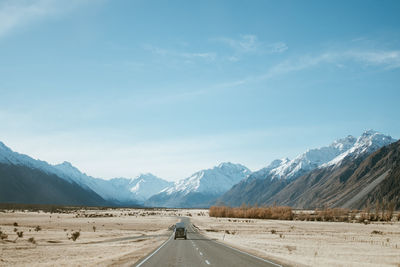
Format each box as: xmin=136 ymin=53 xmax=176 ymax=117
xmin=2 ymin=208 xmax=400 ymax=266
xmin=191 ymin=210 xmax=400 ymax=267
xmin=0 ymin=209 xmax=179 ymax=266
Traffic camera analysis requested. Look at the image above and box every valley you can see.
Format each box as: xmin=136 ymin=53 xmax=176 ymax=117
xmin=1 ymin=208 xmax=400 ymax=266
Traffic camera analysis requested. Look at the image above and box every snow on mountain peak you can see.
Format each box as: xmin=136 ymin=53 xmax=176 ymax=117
xmin=266 ymin=136 xmax=356 ymax=181
xmin=127 ymin=173 xmax=173 ymax=201
xmin=324 ymin=130 xmax=396 ymax=167
xmin=331 ymin=135 xmax=357 ymax=150
xmin=251 ymin=131 xmax=388 ymax=182
xmin=0 ymin=141 xmax=11 ymax=151
xmin=163 ymin=162 xmax=251 ymax=195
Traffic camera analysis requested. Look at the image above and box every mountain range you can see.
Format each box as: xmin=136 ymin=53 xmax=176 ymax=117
xmin=145 ymin=163 xmax=251 ymax=208
xmin=219 ymin=130 xmax=398 ymax=209
xmin=0 ymin=130 xmax=398 ymax=209
xmin=0 ymin=141 xmax=247 ymax=206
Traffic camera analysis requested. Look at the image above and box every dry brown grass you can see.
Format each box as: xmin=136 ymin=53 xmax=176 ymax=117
xmin=211 ymin=205 xmax=398 ymax=223
xmin=209 ymin=205 xmax=293 ymax=220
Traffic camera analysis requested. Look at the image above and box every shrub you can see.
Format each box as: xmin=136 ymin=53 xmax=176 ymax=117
xmin=209 ymin=205 xmax=293 ymax=220
xmin=92 ymin=226 xmax=96 ymax=232
xmin=34 ymin=226 xmax=41 ymax=232
xmin=314 ymin=208 xmax=350 ymax=222
xmin=271 ymin=229 xmax=276 ymax=234
xmin=371 ymin=230 xmax=383 ymax=235
xmin=70 ymin=231 xmax=80 ymax=241
xmin=17 ymin=231 xmax=23 ymax=238
xmin=13 ymin=222 xmax=18 ymax=227
xmin=28 ymin=237 xmax=36 ymax=244
xmin=0 ymin=231 xmax=8 ymax=240
xmin=14 ymin=228 xmax=18 ymax=232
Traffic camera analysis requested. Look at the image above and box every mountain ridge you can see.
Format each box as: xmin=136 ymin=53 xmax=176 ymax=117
xmin=218 ymin=130 xmax=396 ymax=207
xmin=146 ymin=162 xmax=251 ymax=208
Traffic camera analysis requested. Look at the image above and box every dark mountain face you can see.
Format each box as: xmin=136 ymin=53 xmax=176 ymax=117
xmin=219 ymin=140 xmax=400 ymax=210
xmin=217 ymin=175 xmax=289 ymax=207
xmin=270 ymin=140 xmax=400 ymax=210
xmin=0 ymin=163 xmax=109 ymax=206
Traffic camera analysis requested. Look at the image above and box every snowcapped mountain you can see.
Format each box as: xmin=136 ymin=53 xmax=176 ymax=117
xmin=165 ymin=162 xmax=251 ymax=195
xmin=1 ymin=129 xmax=396 ymax=208
xmin=0 ymin=142 xmax=109 ymax=206
xmin=219 ymin=130 xmax=396 ymax=207
xmin=51 ymin=164 xmax=172 ymax=204
xmin=146 ymin=162 xmax=251 ymax=208
xmin=323 ymin=130 xmax=396 ymax=167
xmin=250 ymin=130 xmax=394 ymax=182
xmin=122 ymin=173 xmax=173 ymax=201
xmin=0 ymin=142 xmax=78 ymax=185
xmin=0 ymin=142 xmax=171 ymax=205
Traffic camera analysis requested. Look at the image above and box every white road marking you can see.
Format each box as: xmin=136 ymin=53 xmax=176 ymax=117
xmin=184 ymin=217 xmax=281 ymax=267
xmin=135 ymin=233 xmax=173 ymax=267
xmin=213 ymin=240 xmax=282 ymax=267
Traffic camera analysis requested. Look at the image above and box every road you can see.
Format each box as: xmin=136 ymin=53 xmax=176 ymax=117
xmin=133 ymin=217 xmax=283 ymax=267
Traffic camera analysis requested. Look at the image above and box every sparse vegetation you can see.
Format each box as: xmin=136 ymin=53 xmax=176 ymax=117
xmin=209 ymin=205 xmax=293 ymax=220
xmin=34 ymin=225 xmax=41 ymax=232
xmin=69 ymin=231 xmax=80 ymax=241
xmin=210 ymin=198 xmax=399 ymax=223
xmin=28 ymin=237 xmax=36 ymax=244
xmin=0 ymin=231 xmax=8 ymax=240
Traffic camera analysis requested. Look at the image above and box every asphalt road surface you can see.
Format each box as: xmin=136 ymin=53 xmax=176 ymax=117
xmin=133 ymin=217 xmax=283 ymax=267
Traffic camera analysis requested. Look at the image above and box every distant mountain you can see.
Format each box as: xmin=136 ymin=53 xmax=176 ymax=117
xmin=2 ymin=129 xmax=397 ymax=209
xmin=52 ymin=162 xmax=171 ymax=205
xmin=0 ymin=141 xmax=171 ymax=206
xmin=219 ymin=130 xmax=396 ymax=207
xmin=126 ymin=173 xmax=173 ymax=201
xmin=146 ymin=162 xmax=251 ymax=208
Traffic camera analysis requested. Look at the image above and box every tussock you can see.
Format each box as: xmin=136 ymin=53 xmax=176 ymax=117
xmin=209 ymin=205 xmax=293 ymax=220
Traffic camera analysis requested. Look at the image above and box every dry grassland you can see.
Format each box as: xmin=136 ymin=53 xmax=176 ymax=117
xmin=2 ymin=208 xmax=400 ymax=267
xmin=0 ymin=208 xmax=179 ymax=266
xmin=192 ymin=210 xmax=400 ymax=267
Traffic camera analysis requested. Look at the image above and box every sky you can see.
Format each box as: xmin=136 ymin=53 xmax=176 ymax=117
xmin=1 ymin=0 xmax=400 ymax=181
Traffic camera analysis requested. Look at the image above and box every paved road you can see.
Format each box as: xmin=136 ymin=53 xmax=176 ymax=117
xmin=133 ymin=217 xmax=282 ymax=267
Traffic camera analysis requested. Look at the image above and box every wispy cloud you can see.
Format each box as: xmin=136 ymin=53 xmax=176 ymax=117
xmin=266 ymin=50 xmax=400 ymax=77
xmin=346 ymin=50 xmax=400 ymax=69
xmin=216 ymin=34 xmax=288 ymax=56
xmin=0 ymin=0 xmax=92 ymax=38
xmin=217 ymin=49 xmax=400 ymax=89
xmin=143 ymin=44 xmax=216 ymax=62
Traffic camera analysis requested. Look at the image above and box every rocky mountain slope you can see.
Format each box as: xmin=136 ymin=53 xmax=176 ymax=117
xmin=270 ymin=139 xmax=400 ymax=209
xmin=0 ymin=162 xmax=108 ymax=206
xmin=0 ymin=142 xmax=170 ymax=205
xmin=146 ymin=163 xmax=251 ymax=208
xmin=219 ymin=130 xmax=396 ymax=207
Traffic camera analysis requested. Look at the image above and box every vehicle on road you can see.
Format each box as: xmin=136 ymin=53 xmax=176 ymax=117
xmin=174 ymin=222 xmax=187 ymax=240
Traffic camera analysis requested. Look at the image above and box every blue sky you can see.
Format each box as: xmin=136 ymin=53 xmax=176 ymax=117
xmin=1 ymin=0 xmax=399 ymax=181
